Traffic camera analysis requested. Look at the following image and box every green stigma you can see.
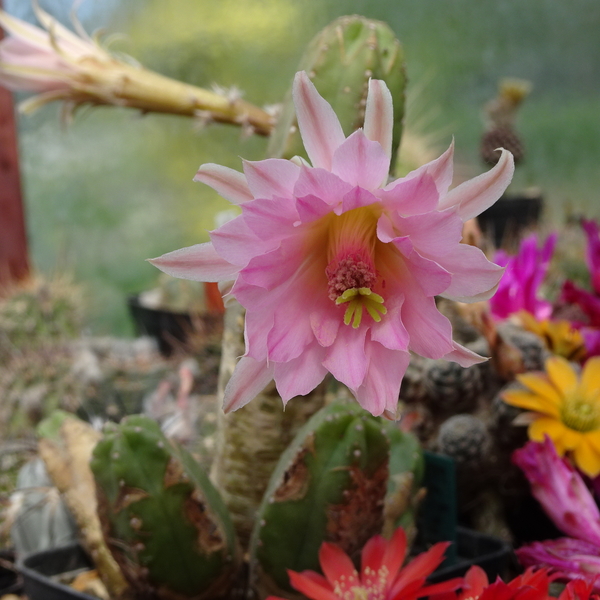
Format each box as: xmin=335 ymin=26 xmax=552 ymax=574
xmin=335 ymin=287 xmax=387 ymax=328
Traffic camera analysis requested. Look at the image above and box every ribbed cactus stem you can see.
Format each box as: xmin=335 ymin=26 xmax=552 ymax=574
xmin=210 ymin=300 xmax=326 ymax=548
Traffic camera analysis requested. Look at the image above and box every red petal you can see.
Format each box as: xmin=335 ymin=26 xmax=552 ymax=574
xmin=319 ymin=542 xmax=358 ymax=589
xmin=288 ymin=570 xmax=338 ymax=600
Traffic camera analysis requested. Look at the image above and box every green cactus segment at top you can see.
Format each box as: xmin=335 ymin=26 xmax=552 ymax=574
xmin=249 ymin=402 xmax=391 ymax=593
xmin=268 ymin=15 xmax=406 ymax=170
xmin=90 ymin=415 xmax=238 ymax=600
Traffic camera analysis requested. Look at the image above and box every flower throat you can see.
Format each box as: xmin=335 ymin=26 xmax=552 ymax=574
xmin=325 ymin=207 xmax=387 ymax=328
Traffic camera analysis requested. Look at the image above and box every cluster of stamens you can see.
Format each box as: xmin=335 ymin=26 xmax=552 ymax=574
xmin=561 ymin=394 xmax=600 ymax=432
xmin=332 ymin=565 xmax=389 ymax=600
xmin=326 ymin=254 xmax=387 ymax=329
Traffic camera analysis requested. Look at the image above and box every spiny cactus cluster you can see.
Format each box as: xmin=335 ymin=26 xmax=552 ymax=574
xmin=0 ymin=275 xmax=83 ymax=359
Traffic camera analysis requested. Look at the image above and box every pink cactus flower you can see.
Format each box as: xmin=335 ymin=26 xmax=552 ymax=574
xmin=151 ymin=71 xmax=514 ymax=416
xmin=582 ymin=220 xmax=600 ymax=296
xmin=514 ymin=438 xmax=600 ymax=589
xmin=489 ymin=233 xmax=557 ymax=321
xmin=513 ymin=438 xmax=600 ymax=546
xmin=0 ymin=4 xmax=112 ymax=111
xmin=516 ymin=538 xmax=600 ymax=590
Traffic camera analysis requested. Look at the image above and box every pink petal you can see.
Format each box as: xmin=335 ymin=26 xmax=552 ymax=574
xmin=404 ymin=140 xmax=455 ymax=197
xmin=340 ymin=186 xmax=380 ymax=214
xmin=293 ymin=71 xmax=345 ymax=170
xmin=391 ymin=237 xmax=452 ymax=297
xmin=323 ymin=325 xmax=368 ymax=391
xmin=240 ymin=236 xmax=306 ymax=291
xmin=222 ymin=356 xmax=274 ymax=412
xmin=242 ymin=158 xmax=300 ymax=200
xmin=193 ymin=163 xmax=253 ymax=204
xmin=443 ymin=342 xmax=487 ymax=367
xmin=401 ymin=292 xmax=454 ymax=358
xmin=266 ymin=287 xmax=317 ymax=362
xmin=210 ymin=215 xmax=270 ymax=267
xmin=379 ymin=172 xmax=440 ymax=216
xmin=242 ymin=196 xmax=298 ymax=240
xmin=439 ymin=149 xmax=514 ymax=221
xmin=331 ymin=130 xmax=390 ymax=190
xmin=273 ymin=342 xmax=328 ymax=402
xmin=369 ymin=296 xmax=409 ymax=352
xmin=310 ymin=305 xmax=341 ymax=348
xmin=32 ymin=3 xmax=103 ymax=58
xmin=232 ymin=277 xmax=276 ymax=360
xmin=296 ymin=194 xmax=334 ymax=223
xmin=293 ymin=166 xmax=353 ymax=207
xmin=319 ymin=543 xmax=358 ymax=587
xmin=148 ymin=242 xmax=239 ymax=282
xmin=438 ymin=243 xmax=505 ymax=303
xmin=364 ymin=78 xmax=394 ymax=160
xmin=355 ymin=343 xmax=409 ymax=416
xmin=385 ymin=209 xmax=464 ymax=256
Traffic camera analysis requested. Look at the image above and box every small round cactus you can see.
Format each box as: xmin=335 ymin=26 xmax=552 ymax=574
xmin=436 ymin=414 xmax=491 ymax=465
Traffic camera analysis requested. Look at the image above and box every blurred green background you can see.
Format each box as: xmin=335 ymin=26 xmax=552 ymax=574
xmin=6 ymin=0 xmax=600 ymax=334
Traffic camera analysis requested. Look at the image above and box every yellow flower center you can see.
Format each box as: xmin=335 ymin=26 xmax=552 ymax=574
xmin=325 ymin=206 xmax=387 ymax=329
xmin=561 ymin=395 xmax=600 ymax=432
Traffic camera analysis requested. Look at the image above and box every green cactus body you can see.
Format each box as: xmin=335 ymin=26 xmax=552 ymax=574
xmin=249 ymin=402 xmax=390 ymax=597
xmin=268 ymin=15 xmax=406 ymax=170
xmin=91 ymin=415 xmax=238 ymax=600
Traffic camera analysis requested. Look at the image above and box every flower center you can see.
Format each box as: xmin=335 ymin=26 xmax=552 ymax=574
xmin=325 ymin=207 xmax=387 ymax=329
xmin=332 ymin=565 xmax=388 ymax=600
xmin=561 ymin=395 xmax=600 ymax=432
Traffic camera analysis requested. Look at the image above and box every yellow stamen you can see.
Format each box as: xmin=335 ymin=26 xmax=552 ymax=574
xmin=336 ymin=287 xmax=387 ymax=328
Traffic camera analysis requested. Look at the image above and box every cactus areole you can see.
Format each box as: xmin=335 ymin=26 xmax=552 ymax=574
xmin=91 ymin=416 xmax=238 ymax=600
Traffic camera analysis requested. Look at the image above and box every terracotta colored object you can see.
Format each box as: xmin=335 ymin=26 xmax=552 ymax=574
xmin=0 ymin=2 xmax=29 ymax=287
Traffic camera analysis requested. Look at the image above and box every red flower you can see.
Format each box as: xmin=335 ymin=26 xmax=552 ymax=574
xmin=267 ymin=527 xmax=461 ymax=600
xmin=432 ymin=566 xmax=554 ymax=600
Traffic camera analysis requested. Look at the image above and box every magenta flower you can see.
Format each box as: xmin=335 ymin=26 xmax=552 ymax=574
xmin=561 ymin=281 xmax=600 ymax=357
xmin=151 ymin=71 xmax=514 ymax=416
xmin=514 ymin=438 xmax=600 ymax=588
xmin=489 ymin=233 xmax=557 ymax=321
xmin=516 ymin=538 xmax=600 ymax=589
xmin=513 ymin=438 xmax=600 ymax=546
xmin=583 ymin=220 xmax=600 ymax=296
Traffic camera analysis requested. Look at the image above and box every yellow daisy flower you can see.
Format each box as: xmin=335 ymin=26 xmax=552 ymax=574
xmin=518 ymin=311 xmax=586 ymax=362
xmin=503 ymin=355 xmax=600 ymax=477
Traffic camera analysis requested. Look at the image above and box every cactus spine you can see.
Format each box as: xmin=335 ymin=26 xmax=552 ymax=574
xmin=91 ymin=415 xmax=239 ymax=600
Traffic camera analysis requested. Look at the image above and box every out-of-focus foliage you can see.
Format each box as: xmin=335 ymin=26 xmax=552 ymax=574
xmin=10 ymin=0 xmax=600 ymax=334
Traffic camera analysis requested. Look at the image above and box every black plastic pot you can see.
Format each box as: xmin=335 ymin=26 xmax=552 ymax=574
xmin=127 ymin=294 xmax=195 ymax=356
xmin=477 ymin=191 xmax=543 ymax=250
xmin=18 ymin=544 xmax=96 ymax=600
xmin=0 ymin=548 xmax=23 ymax=596
xmin=127 ymin=294 xmax=224 ymax=357
xmin=428 ymin=527 xmax=513 ymax=583
xmin=418 ymin=452 xmax=514 ymax=582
